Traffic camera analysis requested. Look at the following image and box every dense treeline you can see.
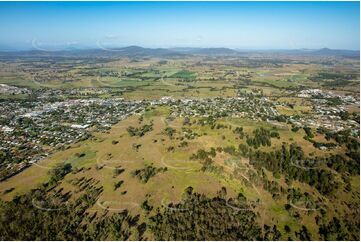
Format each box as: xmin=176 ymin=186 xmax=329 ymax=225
xmin=319 ymin=217 xmax=359 ymax=241
xmin=316 ymin=129 xmax=360 ymax=175
xmin=0 ymin=182 xmax=145 ymax=240
xmin=325 ymin=154 xmax=359 ymax=176
xmin=149 ymin=187 xmax=263 ymax=240
xmin=323 ymin=129 xmax=360 ymax=163
xmin=250 ymin=143 xmax=339 ymax=195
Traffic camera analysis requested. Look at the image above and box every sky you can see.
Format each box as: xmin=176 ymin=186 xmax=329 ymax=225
xmin=0 ymin=1 xmax=359 ymax=50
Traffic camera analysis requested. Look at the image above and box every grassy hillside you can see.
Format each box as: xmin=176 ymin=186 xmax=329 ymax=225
xmin=0 ymin=106 xmax=359 ymax=240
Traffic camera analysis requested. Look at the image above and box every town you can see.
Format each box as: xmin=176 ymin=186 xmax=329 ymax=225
xmin=0 ymin=82 xmax=359 ymax=183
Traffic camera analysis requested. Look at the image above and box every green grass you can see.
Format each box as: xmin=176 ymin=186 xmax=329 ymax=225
xmin=170 ymin=70 xmax=196 ymax=80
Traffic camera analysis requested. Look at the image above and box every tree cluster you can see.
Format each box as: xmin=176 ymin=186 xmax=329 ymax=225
xmin=131 ymin=164 xmax=167 ymax=183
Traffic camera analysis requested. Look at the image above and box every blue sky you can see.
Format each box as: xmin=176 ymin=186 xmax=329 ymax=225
xmin=0 ymin=1 xmax=359 ymax=50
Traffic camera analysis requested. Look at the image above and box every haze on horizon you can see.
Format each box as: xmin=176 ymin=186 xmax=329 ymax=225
xmin=0 ymin=1 xmax=359 ymax=51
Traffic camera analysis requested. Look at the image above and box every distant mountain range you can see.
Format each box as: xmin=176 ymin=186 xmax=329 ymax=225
xmin=247 ymin=48 xmax=360 ymax=58
xmin=169 ymin=47 xmax=242 ymax=56
xmin=307 ymin=48 xmax=360 ymax=58
xmin=0 ymin=46 xmax=359 ymax=58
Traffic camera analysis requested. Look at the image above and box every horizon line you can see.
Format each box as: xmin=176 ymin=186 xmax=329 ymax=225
xmin=0 ymin=45 xmax=359 ymax=52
